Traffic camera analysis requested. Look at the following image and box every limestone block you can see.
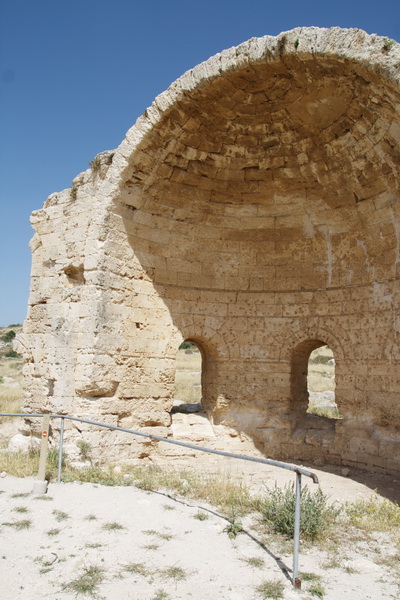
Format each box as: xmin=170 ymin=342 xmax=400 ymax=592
xmin=8 ymin=434 xmax=40 ymax=454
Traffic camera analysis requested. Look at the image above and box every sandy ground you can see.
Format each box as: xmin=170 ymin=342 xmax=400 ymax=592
xmin=1 ymin=458 xmax=399 ymax=600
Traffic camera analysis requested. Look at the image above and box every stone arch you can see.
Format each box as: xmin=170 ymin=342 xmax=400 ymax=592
xmin=24 ymin=27 xmax=400 ymax=474
xmin=279 ymin=326 xmax=347 ymax=363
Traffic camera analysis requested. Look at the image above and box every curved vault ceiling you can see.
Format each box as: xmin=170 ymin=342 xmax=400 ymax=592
xmin=113 ymin=30 xmax=400 ymax=292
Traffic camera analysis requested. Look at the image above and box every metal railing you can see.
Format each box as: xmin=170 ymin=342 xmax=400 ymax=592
xmin=0 ymin=412 xmax=319 ymax=588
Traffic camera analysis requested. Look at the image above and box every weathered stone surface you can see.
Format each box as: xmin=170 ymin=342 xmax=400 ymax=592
xmin=7 ymin=434 xmax=40 ymax=454
xmin=21 ymin=27 xmax=400 ymax=475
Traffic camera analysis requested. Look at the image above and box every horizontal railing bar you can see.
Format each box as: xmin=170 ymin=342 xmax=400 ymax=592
xmin=0 ymin=412 xmax=318 ymax=483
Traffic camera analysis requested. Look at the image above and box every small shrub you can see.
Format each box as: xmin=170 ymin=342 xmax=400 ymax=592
xmin=1 ymin=330 xmax=16 ymax=343
xmin=383 ymin=38 xmax=395 ymax=51
xmin=178 ymin=341 xmax=196 ymax=350
xmin=89 ymin=155 xmax=102 ymax=171
xmin=5 ymin=351 xmax=20 ymax=358
xmin=255 ymin=484 xmax=339 ymax=541
xmin=223 ymin=510 xmax=244 ymax=539
xmin=77 ymin=439 xmax=92 ymax=462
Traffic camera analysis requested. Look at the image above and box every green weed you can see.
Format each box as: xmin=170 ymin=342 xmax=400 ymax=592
xmin=255 ymin=484 xmax=340 ymax=541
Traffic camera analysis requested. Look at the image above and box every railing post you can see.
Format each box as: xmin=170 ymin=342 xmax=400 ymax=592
xmin=293 ymin=471 xmax=302 ymax=588
xmin=32 ymin=413 xmax=50 ymax=495
xmin=57 ymin=417 xmax=65 ymax=484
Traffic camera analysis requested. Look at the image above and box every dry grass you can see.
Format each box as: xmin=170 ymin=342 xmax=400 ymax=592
xmin=0 ymin=449 xmax=39 ymax=477
xmin=307 ymin=346 xmax=335 ymax=394
xmin=0 ymin=351 xmax=24 ymax=419
xmin=174 ymin=348 xmax=201 ymax=404
xmin=346 ymin=496 xmax=400 ymax=532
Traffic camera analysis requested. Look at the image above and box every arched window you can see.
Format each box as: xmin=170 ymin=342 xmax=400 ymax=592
xmin=173 ymin=340 xmax=202 ymax=409
xmin=291 ymin=339 xmax=341 ymax=419
xmin=307 ymin=344 xmax=341 ymax=418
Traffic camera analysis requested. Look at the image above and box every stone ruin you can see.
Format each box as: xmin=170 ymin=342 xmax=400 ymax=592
xmin=19 ymin=27 xmax=400 ymax=474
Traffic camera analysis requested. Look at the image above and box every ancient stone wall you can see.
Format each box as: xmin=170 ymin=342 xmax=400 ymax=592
xmin=22 ymin=27 xmax=400 ymax=473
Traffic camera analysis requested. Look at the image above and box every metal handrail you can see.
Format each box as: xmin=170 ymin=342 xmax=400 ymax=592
xmin=0 ymin=412 xmax=319 ymax=587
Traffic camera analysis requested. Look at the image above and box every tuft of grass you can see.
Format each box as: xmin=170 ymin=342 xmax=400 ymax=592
xmin=63 ymin=565 xmax=104 ymax=597
xmin=85 ymin=514 xmax=97 ymax=521
xmin=143 ymin=529 xmax=173 ymax=541
xmin=142 ymin=543 xmax=159 ymax=551
xmin=102 ymin=521 xmax=125 ymax=531
xmin=3 ymin=519 xmax=32 ymax=530
xmin=308 ymin=581 xmax=325 ymax=598
xmin=12 ymin=506 xmax=29 ymax=514
xmin=301 ymin=572 xmax=322 ymax=582
xmin=47 ymin=528 xmax=61 ymax=537
xmin=254 ymin=484 xmax=340 ymax=541
xmin=33 ymin=495 xmax=53 ymax=501
xmin=53 ymin=509 xmax=69 ymax=522
xmin=89 ymin=155 xmax=102 ymax=171
xmin=10 ymin=492 xmax=29 ymax=499
xmin=85 ymin=543 xmax=103 ymax=549
xmin=152 ymin=590 xmax=169 ymax=600
xmin=241 ymin=556 xmax=264 ymax=569
xmin=256 ymin=579 xmax=285 ymax=599
xmin=161 ymin=565 xmax=187 ymax=581
xmin=124 ymin=562 xmax=150 ymax=576
xmin=193 ymin=511 xmax=208 ymax=521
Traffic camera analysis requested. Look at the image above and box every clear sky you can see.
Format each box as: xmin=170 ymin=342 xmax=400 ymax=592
xmin=1 ymin=0 xmax=399 ymax=326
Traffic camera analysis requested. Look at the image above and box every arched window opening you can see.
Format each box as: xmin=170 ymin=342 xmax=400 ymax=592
xmin=173 ymin=340 xmax=202 ymax=411
xmin=307 ymin=344 xmax=341 ymax=418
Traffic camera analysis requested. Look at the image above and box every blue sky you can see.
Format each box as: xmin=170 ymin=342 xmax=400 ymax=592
xmin=1 ymin=0 xmax=399 ymax=326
